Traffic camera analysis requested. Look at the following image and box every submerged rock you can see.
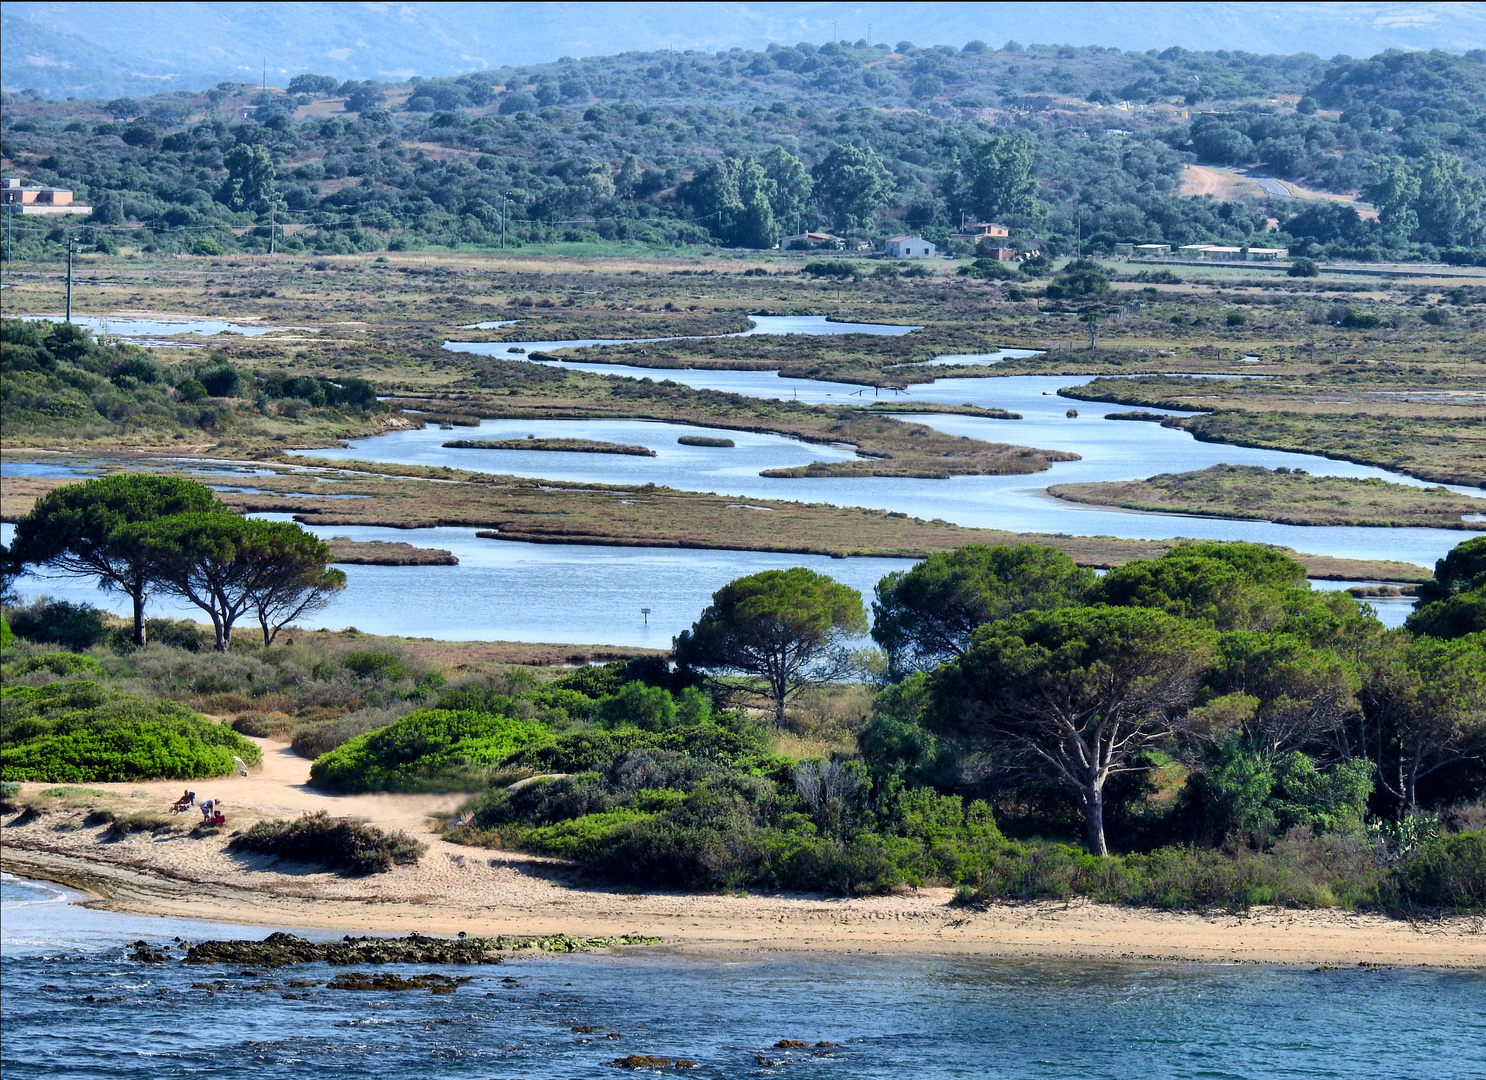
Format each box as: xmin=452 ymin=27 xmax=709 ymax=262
xmin=180 ymin=931 xmax=659 ymax=968
xmin=325 ymin=971 xmax=470 ymax=993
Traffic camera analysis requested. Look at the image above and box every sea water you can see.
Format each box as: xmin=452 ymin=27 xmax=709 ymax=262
xmin=3 ymin=876 xmax=1483 ymax=1079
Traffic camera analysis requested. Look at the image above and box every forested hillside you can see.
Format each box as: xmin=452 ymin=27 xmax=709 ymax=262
xmin=2 ymin=41 xmax=1482 ymax=259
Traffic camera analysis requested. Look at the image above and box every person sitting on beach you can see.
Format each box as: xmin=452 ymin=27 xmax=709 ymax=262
xmin=171 ymin=790 xmax=195 ymax=813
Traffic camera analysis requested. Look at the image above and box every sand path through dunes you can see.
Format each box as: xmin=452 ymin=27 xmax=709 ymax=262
xmin=3 ymin=744 xmax=1484 ymax=967
xmin=45 ymin=736 xmax=472 ymax=831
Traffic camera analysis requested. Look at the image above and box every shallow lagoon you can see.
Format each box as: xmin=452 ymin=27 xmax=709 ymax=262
xmin=1 ymin=520 xmax=913 ymax=646
xmin=0 ymin=518 xmax=1417 ymax=641
xmin=447 ymin=313 xmax=919 ymax=358
xmin=308 ymin=367 xmax=1482 ymax=570
xmin=4 ymin=876 xmax=1483 ymax=1080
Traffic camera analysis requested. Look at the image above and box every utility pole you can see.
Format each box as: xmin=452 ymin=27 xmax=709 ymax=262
xmin=66 ymin=236 xmax=75 ymax=322
xmin=268 ymin=205 xmax=276 ymax=256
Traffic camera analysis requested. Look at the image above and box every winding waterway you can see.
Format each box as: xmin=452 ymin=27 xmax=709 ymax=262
xmin=5 ymin=875 xmax=1483 ymax=1080
xmin=4 ymin=315 xmax=1467 ymax=643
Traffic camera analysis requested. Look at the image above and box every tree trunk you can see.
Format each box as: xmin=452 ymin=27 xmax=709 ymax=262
xmin=131 ymin=589 xmax=147 ymax=648
xmin=211 ymin=613 xmax=227 ymax=652
xmin=774 ymin=692 xmax=789 ymax=728
xmin=1085 ymin=785 xmax=1108 ymax=857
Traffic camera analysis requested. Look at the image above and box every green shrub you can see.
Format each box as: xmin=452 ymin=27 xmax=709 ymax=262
xmin=308 ymin=709 xmax=550 ymax=792
xmin=594 ymin=681 xmax=677 ymax=730
xmin=7 ymin=600 xmax=111 ymax=651
xmin=0 ymin=680 xmax=262 ymax=782
xmin=458 ymin=740 xmax=1005 ymax=894
xmin=1392 ymin=831 xmax=1486 ymax=910
xmin=127 ymin=618 xmax=212 ymax=652
xmin=801 ymin=260 xmax=861 ymax=279
xmin=342 ymin=650 xmax=412 ymax=682
xmin=7 ymin=651 xmax=105 ymax=678
xmin=501 ymin=808 xmax=657 ymax=860
xmin=229 ymin=810 xmax=426 ymax=875
xmin=289 ymin=703 xmax=417 ymax=758
xmin=0 ymin=779 xmax=20 ymax=799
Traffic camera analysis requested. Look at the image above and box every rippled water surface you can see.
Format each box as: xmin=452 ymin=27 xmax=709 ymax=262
xmin=0 ymin=520 xmax=913 ymax=646
xmin=4 ymin=877 xmax=1482 ymax=1080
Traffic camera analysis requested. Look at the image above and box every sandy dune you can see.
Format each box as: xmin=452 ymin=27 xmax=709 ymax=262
xmin=3 ymin=738 xmax=1483 ymax=968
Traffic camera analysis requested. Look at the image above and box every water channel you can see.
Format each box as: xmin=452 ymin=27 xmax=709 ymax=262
xmin=6 ymin=314 xmax=1468 ymax=643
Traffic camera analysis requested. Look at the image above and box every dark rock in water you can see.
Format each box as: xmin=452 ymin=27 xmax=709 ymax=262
xmin=775 ymin=1039 xmax=809 ymax=1048
xmin=128 ymin=941 xmax=169 ymax=964
xmin=325 ymin=971 xmax=470 ymax=994
xmin=183 ymin=932 xmax=501 ymax=968
xmin=608 ymin=1055 xmax=699 ymax=1070
xmin=179 ymin=931 xmax=658 ymax=968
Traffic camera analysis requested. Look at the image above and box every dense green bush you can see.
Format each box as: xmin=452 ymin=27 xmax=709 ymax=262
xmin=1391 ymin=830 xmax=1486 ymax=910
xmin=229 ymin=810 xmax=426 ymax=875
xmin=6 ymin=599 xmax=111 ymax=651
xmin=459 ymin=744 xmax=1007 ymax=894
xmin=341 ymin=650 xmax=412 ymax=682
xmin=0 ymin=680 xmax=261 ymax=782
xmin=308 ymin=708 xmax=551 ymax=792
xmin=5 ymin=651 xmax=105 ymax=678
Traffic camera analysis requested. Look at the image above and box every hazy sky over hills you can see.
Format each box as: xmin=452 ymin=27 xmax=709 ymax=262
xmin=4 ymin=1 xmax=1483 ymax=99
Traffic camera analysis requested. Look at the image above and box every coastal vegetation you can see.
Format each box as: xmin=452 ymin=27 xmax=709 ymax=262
xmin=228 ymin=811 xmax=425 ymax=875
xmin=0 ymin=678 xmax=260 ymax=782
xmin=2 ymin=535 xmax=1483 ymax=911
xmin=1049 ymin=465 xmax=1486 ymax=529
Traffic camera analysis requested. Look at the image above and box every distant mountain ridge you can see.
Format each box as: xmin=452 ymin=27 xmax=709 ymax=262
xmin=4 ymin=1 xmax=1484 ymax=100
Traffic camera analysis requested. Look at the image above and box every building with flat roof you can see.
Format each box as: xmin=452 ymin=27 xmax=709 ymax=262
xmin=885 ymin=235 xmax=937 ymax=258
xmin=1 ymin=178 xmax=92 ymax=215
xmin=953 ymin=221 xmax=1009 ymax=241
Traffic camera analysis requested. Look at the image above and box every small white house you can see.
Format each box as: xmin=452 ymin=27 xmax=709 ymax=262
xmin=885 ymin=235 xmax=936 ymax=258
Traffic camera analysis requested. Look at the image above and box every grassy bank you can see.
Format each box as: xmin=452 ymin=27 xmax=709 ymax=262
xmin=442 ymin=437 xmax=657 ymax=457
xmin=1050 ymin=464 xmax=1486 ymax=528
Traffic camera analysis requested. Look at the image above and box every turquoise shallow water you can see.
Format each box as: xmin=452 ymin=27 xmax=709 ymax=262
xmin=3 ymin=877 xmax=1483 ymax=1079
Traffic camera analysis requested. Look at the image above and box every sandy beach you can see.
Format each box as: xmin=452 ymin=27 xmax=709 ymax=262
xmin=4 ymin=735 xmax=1483 ymax=968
